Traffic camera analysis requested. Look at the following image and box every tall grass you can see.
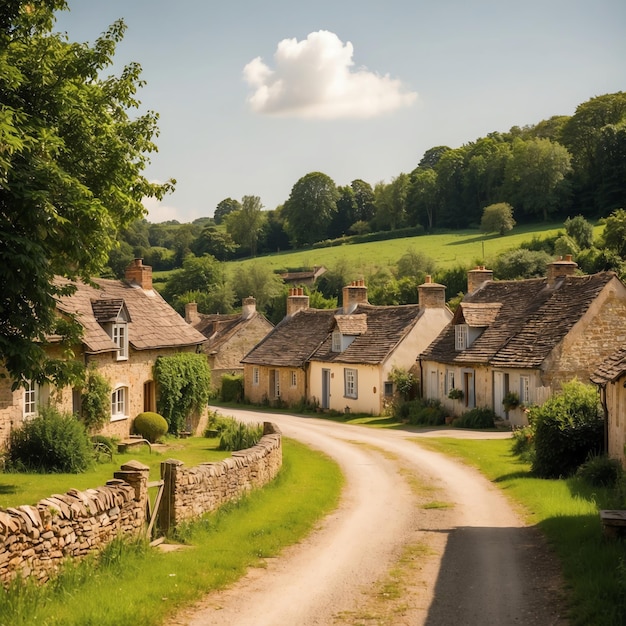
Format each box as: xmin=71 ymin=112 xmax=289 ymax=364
xmin=0 ymin=439 xmax=343 ymax=626
xmin=420 ymin=437 xmax=626 ymax=626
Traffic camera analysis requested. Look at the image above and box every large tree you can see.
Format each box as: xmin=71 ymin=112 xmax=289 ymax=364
xmin=0 ymin=2 xmax=173 ymax=386
xmin=225 ymin=195 xmax=266 ymax=256
xmin=282 ymin=172 xmax=339 ymax=246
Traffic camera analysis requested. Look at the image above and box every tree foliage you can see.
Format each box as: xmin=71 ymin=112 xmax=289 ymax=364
xmin=225 ymin=195 xmax=266 ymax=256
xmin=0 ymin=2 xmax=172 ymax=386
xmin=480 ymin=202 xmax=516 ymax=235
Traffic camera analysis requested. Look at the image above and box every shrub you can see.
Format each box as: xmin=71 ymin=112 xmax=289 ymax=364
xmin=7 ymin=407 xmax=94 ymax=473
xmin=80 ymin=367 xmax=111 ymax=432
xmin=133 ymin=412 xmax=168 ymax=443
xmin=511 ymin=426 xmax=535 ymax=462
xmin=576 ymin=453 xmax=623 ymax=488
xmin=216 ymin=417 xmax=264 ymax=451
xmin=220 ymin=374 xmax=244 ymax=402
xmin=453 ymin=408 xmax=496 ymax=429
xmin=396 ymin=399 xmax=446 ymax=426
xmin=530 ymin=379 xmax=603 ymax=479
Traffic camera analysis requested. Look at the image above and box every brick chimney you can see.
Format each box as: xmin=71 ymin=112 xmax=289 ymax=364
xmin=547 ymin=255 xmax=578 ymax=286
xmin=125 ymin=258 xmax=153 ymax=290
xmin=286 ymin=287 xmax=309 ymax=317
xmin=467 ymin=266 xmax=493 ymax=294
xmin=185 ymin=302 xmax=200 ymax=325
xmin=342 ymin=279 xmax=368 ymax=314
xmin=242 ymin=296 xmax=256 ymax=320
xmin=418 ymin=275 xmax=446 ymax=309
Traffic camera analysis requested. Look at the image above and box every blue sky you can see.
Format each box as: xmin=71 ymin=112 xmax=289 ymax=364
xmin=54 ymin=1 xmax=626 ymax=223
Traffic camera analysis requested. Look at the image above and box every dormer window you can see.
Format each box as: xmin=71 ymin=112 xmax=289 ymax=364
xmin=455 ymin=324 xmax=469 ymax=351
xmin=332 ymin=331 xmax=342 ymax=352
xmin=91 ymin=298 xmax=131 ymax=362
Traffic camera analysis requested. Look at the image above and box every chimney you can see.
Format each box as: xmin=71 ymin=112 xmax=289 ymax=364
xmin=242 ymin=296 xmax=256 ymax=320
xmin=125 ymin=258 xmax=153 ymax=290
xmin=418 ymin=275 xmax=446 ymax=309
xmin=185 ymin=302 xmax=200 ymax=325
xmin=342 ymin=279 xmax=368 ymax=314
xmin=547 ymin=254 xmax=578 ymax=286
xmin=467 ymin=266 xmax=493 ymax=294
xmin=286 ymin=287 xmax=309 ymax=317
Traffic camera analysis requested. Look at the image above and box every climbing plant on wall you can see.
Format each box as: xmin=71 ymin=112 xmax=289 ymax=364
xmin=154 ymin=353 xmax=211 ymax=435
xmin=80 ymin=366 xmax=111 ymax=432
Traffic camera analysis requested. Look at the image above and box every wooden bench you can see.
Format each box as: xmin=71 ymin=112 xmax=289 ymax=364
xmin=600 ymin=510 xmax=626 ymax=538
xmin=117 ymin=437 xmax=152 ymax=453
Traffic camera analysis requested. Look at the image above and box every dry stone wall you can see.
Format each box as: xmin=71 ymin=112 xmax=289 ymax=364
xmin=160 ymin=422 xmax=282 ymax=532
xmin=0 ymin=461 xmax=148 ymax=587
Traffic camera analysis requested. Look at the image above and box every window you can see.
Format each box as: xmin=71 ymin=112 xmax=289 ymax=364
xmin=520 ymin=376 xmax=530 ymax=405
xmin=290 ymin=370 xmax=297 ymax=387
xmin=252 ymin=367 xmax=260 ymax=386
xmin=455 ymin=324 xmax=468 ymax=351
xmin=23 ymin=380 xmax=38 ymax=418
xmin=332 ymin=331 xmax=342 ymax=352
xmin=112 ymin=323 xmax=128 ymax=360
xmin=344 ymin=368 xmax=358 ymax=399
xmin=274 ymin=373 xmax=280 ymax=398
xmin=111 ymin=386 xmax=128 ymax=420
xmin=384 ymin=381 xmax=394 ymax=397
xmin=445 ymin=370 xmax=455 ymax=395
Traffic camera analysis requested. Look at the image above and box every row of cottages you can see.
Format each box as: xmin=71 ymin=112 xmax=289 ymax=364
xmin=0 ymin=259 xmax=207 ymax=447
xmin=241 ymin=279 xmax=453 ymax=414
xmin=185 ymin=297 xmax=274 ymax=389
xmin=420 ymin=257 xmax=626 ymax=427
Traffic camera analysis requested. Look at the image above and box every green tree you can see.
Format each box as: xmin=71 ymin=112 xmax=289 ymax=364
xmin=351 ymin=179 xmax=376 ymax=223
xmin=282 ymin=172 xmax=339 ymax=246
xmin=372 ymin=174 xmax=410 ymax=231
xmin=0 ymin=3 xmax=173 ymax=387
xmin=225 ymin=195 xmax=266 ymax=256
xmin=564 ymin=215 xmax=594 ymax=249
xmin=191 ymin=225 xmax=237 ymax=260
xmin=214 ymin=197 xmax=241 ymax=225
xmin=492 ymin=248 xmax=553 ymax=279
xmin=480 ymin=202 xmax=516 ymax=235
xmin=407 ymin=167 xmax=438 ymax=229
xmin=601 ymin=208 xmax=626 ymax=257
xmin=231 ymin=263 xmax=284 ymax=313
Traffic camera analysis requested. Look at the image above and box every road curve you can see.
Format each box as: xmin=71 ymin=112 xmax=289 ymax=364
xmin=169 ymin=408 xmax=567 ymax=626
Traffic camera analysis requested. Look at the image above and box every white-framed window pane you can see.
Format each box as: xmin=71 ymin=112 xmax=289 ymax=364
xmin=455 ymin=325 xmax=468 ymax=351
xmin=344 ymin=368 xmax=358 ymax=399
xmin=24 ymin=380 xmax=38 ymax=417
xmin=253 ymin=367 xmax=260 ymax=385
xmin=520 ymin=376 xmax=530 ymax=404
xmin=332 ymin=331 xmax=342 ymax=352
xmin=275 ymin=375 xmax=280 ymax=397
xmin=291 ymin=371 xmax=297 ymax=387
xmin=446 ymin=370 xmax=455 ymax=394
xmin=111 ymin=387 xmax=128 ymax=420
xmin=112 ymin=324 xmax=128 ymax=360
xmin=384 ymin=381 xmax=393 ymax=397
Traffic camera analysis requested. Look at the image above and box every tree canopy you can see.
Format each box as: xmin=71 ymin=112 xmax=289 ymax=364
xmin=0 ymin=2 xmax=172 ymax=386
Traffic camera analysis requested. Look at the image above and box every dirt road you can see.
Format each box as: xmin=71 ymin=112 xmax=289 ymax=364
xmin=170 ymin=409 xmax=567 ymax=626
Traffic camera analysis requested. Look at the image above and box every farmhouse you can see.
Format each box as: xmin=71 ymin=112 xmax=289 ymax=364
xmin=0 ymin=259 xmax=207 ymax=446
xmin=242 ymin=278 xmax=452 ymax=413
xmin=420 ymin=257 xmax=626 ymax=426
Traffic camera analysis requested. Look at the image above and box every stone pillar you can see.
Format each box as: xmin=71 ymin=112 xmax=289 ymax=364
xmin=159 ymin=459 xmax=184 ymax=534
xmin=113 ymin=460 xmax=150 ymax=505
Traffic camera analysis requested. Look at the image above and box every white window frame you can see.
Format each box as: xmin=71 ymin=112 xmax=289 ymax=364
xmin=111 ymin=386 xmax=128 ymax=421
xmin=344 ymin=368 xmax=358 ymax=399
xmin=445 ymin=369 xmax=455 ymax=395
xmin=290 ymin=370 xmax=297 ymax=388
xmin=455 ymin=324 xmax=468 ymax=351
xmin=274 ymin=373 xmax=281 ymax=398
xmin=252 ymin=366 xmax=260 ymax=386
xmin=112 ymin=323 xmax=128 ymax=361
xmin=520 ymin=375 xmax=531 ymax=405
xmin=23 ymin=380 xmax=39 ymax=418
xmin=332 ymin=331 xmax=342 ymax=352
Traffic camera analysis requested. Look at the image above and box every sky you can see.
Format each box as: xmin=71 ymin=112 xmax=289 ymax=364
xmin=54 ymin=0 xmax=626 ymax=224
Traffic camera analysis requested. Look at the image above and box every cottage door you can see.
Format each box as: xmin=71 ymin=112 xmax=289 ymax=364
xmin=493 ymin=372 xmax=508 ymax=419
xmin=321 ymin=369 xmax=331 ymax=409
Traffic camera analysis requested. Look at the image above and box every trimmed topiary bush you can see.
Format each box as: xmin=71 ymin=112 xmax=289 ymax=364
xmin=453 ymin=407 xmax=496 ymax=429
xmin=133 ymin=412 xmax=168 ymax=443
xmin=7 ymin=407 xmax=94 ymax=473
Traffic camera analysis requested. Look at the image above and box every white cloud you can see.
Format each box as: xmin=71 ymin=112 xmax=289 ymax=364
xmin=141 ymin=195 xmax=182 ymax=224
xmin=243 ymin=30 xmax=417 ymax=119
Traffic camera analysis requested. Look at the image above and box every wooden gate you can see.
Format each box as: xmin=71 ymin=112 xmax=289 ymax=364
xmin=146 ymin=479 xmax=164 ymax=542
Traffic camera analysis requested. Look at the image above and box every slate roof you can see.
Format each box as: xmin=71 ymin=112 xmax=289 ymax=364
xmin=590 ymin=348 xmax=626 ymax=384
xmin=421 ymin=272 xmax=616 ymax=368
xmin=91 ymin=299 xmax=128 ymax=324
xmin=334 ymin=314 xmax=367 ymax=335
xmin=241 ymin=309 xmax=336 ymax=368
xmin=193 ymin=312 xmax=272 ymax=352
xmin=312 ymin=304 xmax=423 ymax=365
xmin=53 ymin=277 xmax=206 ymax=354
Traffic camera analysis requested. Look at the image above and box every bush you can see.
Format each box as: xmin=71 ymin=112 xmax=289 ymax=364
xmin=216 ymin=416 xmax=264 ymax=451
xmin=453 ymin=407 xmax=496 ymax=429
xmin=133 ymin=412 xmax=168 ymax=443
xmin=80 ymin=367 xmax=111 ymax=432
xmin=576 ymin=453 xmax=623 ymax=488
xmin=511 ymin=426 xmax=535 ymax=463
xmin=396 ymin=399 xmax=446 ymax=426
xmin=220 ymin=374 xmax=244 ymax=402
xmin=530 ymin=379 xmax=603 ymax=479
xmin=7 ymin=407 xmax=94 ymax=473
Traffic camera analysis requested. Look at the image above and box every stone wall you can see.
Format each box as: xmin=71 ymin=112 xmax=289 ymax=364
xmin=0 ymin=461 xmax=149 ymax=587
xmin=159 ymin=423 xmax=282 ymax=532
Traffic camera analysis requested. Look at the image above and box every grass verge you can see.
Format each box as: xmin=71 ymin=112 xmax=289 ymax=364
xmin=419 ymin=437 xmax=626 ymax=626
xmin=0 ymin=438 xmax=343 ymax=626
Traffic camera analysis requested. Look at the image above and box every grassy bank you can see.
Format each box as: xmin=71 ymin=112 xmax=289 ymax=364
xmin=420 ymin=437 xmax=626 ymax=626
xmin=0 ymin=438 xmax=343 ymax=626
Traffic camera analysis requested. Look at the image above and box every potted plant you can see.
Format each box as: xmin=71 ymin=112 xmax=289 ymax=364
xmin=502 ymin=391 xmax=520 ymax=412
xmin=448 ymin=388 xmax=464 ymax=401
